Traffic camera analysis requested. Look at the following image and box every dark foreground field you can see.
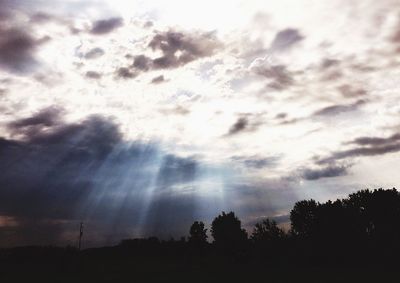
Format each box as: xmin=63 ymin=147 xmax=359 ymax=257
xmin=1 ymin=246 xmax=399 ymax=283
xmin=2 ymin=189 xmax=400 ymax=282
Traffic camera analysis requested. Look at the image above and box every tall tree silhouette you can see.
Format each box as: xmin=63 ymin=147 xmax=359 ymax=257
xmin=290 ymin=199 xmax=318 ymax=238
xmin=344 ymin=188 xmax=400 ymax=242
xmin=211 ymin=211 xmax=247 ymax=251
xmin=188 ymin=221 xmax=207 ymax=246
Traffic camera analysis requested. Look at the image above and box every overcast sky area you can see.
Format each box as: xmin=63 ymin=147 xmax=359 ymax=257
xmin=1 ymin=0 xmax=400 ymax=247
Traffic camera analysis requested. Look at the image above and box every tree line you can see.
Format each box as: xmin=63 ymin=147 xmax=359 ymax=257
xmin=119 ymin=188 xmax=400 ymax=265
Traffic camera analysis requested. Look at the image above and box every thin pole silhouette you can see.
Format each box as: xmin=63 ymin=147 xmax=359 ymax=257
xmin=78 ymin=222 xmax=83 ymax=251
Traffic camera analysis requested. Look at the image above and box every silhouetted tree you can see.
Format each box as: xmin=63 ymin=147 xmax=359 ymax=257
xmin=188 ymin=221 xmax=207 ymax=246
xmin=251 ymin=218 xmax=285 ymax=243
xmin=343 ymin=188 xmax=400 ymax=242
xmin=290 ymin=199 xmax=318 ymax=238
xmin=211 ymin=211 xmax=247 ymax=252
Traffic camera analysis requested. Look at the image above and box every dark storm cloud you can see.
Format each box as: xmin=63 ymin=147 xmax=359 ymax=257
xmin=255 ymin=64 xmax=294 ymax=90
xmin=0 ymin=109 xmax=207 ymax=246
xmin=84 ymin=47 xmax=105 ymax=59
xmin=151 ymin=75 xmax=165 ymax=84
xmin=0 ymin=114 xmax=122 ymax=221
xmin=313 ymin=99 xmax=366 ymax=117
xmin=270 ymin=28 xmax=304 ymax=51
xmin=90 ymin=17 xmax=123 ymax=35
xmin=302 ymin=164 xmax=348 ymax=181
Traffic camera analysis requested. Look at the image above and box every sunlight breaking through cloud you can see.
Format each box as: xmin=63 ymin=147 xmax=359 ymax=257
xmin=1 ymin=0 xmax=400 ymax=246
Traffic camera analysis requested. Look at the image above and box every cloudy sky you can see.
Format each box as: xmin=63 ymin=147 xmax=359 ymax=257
xmin=1 ymin=0 xmax=400 ymax=247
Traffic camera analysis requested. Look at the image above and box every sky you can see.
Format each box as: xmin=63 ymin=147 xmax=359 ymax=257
xmin=1 ymin=0 xmax=400 ymax=247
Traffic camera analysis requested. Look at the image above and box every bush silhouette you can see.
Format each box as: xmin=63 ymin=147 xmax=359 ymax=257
xmin=251 ymin=218 xmax=285 ymax=243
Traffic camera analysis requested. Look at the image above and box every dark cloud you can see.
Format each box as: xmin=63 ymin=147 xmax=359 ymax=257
xmin=0 ymin=0 xmax=16 ymax=20
xmin=337 ymin=84 xmax=367 ymax=98
xmin=90 ymin=17 xmax=123 ymax=35
xmin=225 ymin=113 xmax=264 ymax=136
xmin=84 ymin=47 xmax=105 ymax=59
xmin=227 ymin=117 xmax=248 ymax=135
xmin=350 ymin=133 xmax=400 ymax=146
xmin=302 ymin=164 xmax=348 ymax=180
xmin=148 ymin=30 xmax=220 ymax=69
xmin=116 ymin=67 xmax=137 ymax=79
xmin=0 ymin=109 xmax=209 ymax=247
xmin=0 ymin=28 xmax=41 ymax=73
xmin=231 ymin=155 xmax=280 ymax=169
xmin=270 ymin=28 xmax=304 ymax=51
xmin=0 ymin=113 xmax=122 ymax=220
xmin=313 ymin=99 xmax=366 ymax=116
xmin=318 ymin=133 xmax=400 ymax=164
xmin=255 ymin=65 xmax=294 ymax=90
xmin=320 ymin=143 xmax=400 ymax=164
xmin=156 ymin=155 xmax=197 ymax=188
xmin=29 ymin=12 xmax=53 ymax=24
xmin=146 ymin=31 xmax=220 ymax=69
xmin=390 ymin=18 xmax=400 ymax=45
xmin=116 ymin=30 xmax=220 ymax=79
xmin=8 ymin=106 xmax=62 ymax=130
xmin=133 ymin=55 xmax=152 ymax=71
xmin=151 ymin=75 xmax=165 ymax=84
xmin=275 ymin=113 xmax=287 ymax=119
xmin=0 ymin=1 xmax=54 ymax=73
xmin=144 ymin=21 xmax=153 ymax=28
xmin=320 ymin=58 xmax=340 ymax=70
xmin=86 ymin=71 xmax=102 ymax=79
xmin=320 ymin=70 xmax=343 ymax=82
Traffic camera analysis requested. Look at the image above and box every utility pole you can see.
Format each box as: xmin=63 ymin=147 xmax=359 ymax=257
xmin=78 ymin=222 xmax=83 ymax=251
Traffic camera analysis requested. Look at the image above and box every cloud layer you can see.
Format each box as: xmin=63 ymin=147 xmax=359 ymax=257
xmin=1 ymin=0 xmax=400 ymax=247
